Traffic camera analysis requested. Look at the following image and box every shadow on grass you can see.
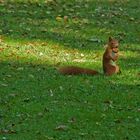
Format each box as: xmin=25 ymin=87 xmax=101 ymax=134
xmin=0 ymin=60 xmax=140 ymax=139
xmin=0 ymin=59 xmax=139 ymax=98
xmin=0 ymin=0 xmax=140 ymax=51
xmin=0 ymin=60 xmax=58 ymax=96
xmin=120 ymin=55 xmax=140 ymax=72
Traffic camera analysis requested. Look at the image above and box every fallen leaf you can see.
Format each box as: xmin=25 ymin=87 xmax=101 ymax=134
xmin=37 ymin=112 xmax=44 ymax=117
xmin=114 ymin=119 xmax=122 ymax=124
xmin=9 ymin=93 xmax=17 ymax=98
xmin=23 ymin=98 xmax=30 ymax=103
xmin=129 ymin=17 xmax=135 ymax=21
xmin=104 ymin=100 xmax=113 ymax=104
xmin=88 ymin=38 xmax=101 ymax=43
xmin=64 ymin=16 xmax=68 ymax=22
xmin=17 ymin=67 xmax=24 ymax=71
xmin=29 ymin=74 xmax=34 ymax=78
xmin=82 ymin=18 xmax=89 ymax=24
xmin=0 ymin=129 xmax=17 ymax=134
xmin=56 ymin=16 xmax=62 ymax=22
xmin=1 ymin=83 xmax=8 ymax=87
xmin=68 ymin=117 xmax=76 ymax=123
xmin=79 ymin=132 xmax=87 ymax=136
xmin=0 ymin=48 xmax=4 ymax=51
xmin=55 ymin=125 xmax=68 ymax=131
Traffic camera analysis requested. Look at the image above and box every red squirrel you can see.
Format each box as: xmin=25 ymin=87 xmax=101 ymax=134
xmin=59 ymin=37 xmax=120 ymax=76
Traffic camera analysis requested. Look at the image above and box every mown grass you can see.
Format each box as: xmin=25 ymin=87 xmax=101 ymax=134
xmin=0 ymin=0 xmax=140 ymax=140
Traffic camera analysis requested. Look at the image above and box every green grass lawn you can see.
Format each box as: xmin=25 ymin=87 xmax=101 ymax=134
xmin=0 ymin=0 xmax=140 ymax=139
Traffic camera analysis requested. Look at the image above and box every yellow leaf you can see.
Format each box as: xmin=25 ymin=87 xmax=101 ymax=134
xmin=56 ymin=16 xmax=62 ymax=22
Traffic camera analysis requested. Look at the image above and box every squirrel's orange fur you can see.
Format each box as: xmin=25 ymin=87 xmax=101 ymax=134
xmin=103 ymin=37 xmax=120 ymax=75
xmin=59 ymin=66 xmax=99 ymax=75
xmin=59 ymin=37 xmax=120 ymax=76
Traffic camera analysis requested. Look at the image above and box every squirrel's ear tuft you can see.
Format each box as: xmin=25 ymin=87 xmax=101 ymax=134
xmin=109 ymin=37 xmax=113 ymax=42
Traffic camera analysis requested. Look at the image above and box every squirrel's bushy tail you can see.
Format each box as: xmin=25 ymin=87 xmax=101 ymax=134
xmin=59 ymin=66 xmax=99 ymax=75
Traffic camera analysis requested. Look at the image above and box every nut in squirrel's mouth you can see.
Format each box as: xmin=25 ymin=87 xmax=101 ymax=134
xmin=112 ymin=50 xmax=118 ymax=53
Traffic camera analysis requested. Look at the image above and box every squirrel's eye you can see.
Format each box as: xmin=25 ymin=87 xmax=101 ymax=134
xmin=114 ymin=45 xmax=118 ymax=48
